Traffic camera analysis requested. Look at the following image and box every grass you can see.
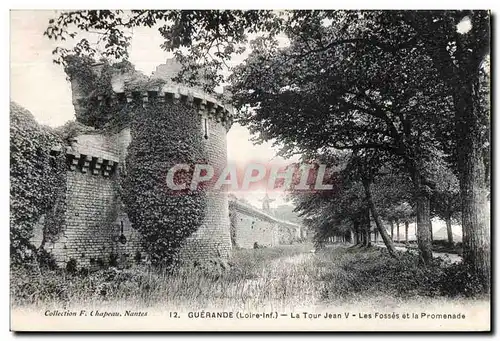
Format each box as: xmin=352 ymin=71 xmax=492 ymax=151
xmin=10 ymin=243 xmax=487 ymax=312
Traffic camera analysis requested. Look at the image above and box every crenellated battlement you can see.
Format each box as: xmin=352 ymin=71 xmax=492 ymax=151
xmin=66 ymin=152 xmax=119 ymax=177
xmin=70 ymin=58 xmax=234 ymax=131
xmin=73 ymin=85 xmax=234 ymax=130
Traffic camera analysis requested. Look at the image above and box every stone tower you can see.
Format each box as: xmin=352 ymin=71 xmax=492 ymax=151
xmin=41 ymin=59 xmax=233 ymax=267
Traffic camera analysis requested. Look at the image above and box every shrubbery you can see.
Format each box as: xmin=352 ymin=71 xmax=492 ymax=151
xmin=439 ymin=262 xmax=486 ymax=297
xmin=318 ymin=247 xmax=487 ymax=300
xmin=10 ymin=102 xmax=67 ymax=265
xmin=10 ymin=245 xmax=312 ymax=308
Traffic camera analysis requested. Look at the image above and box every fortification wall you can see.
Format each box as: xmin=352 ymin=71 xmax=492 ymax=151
xmin=57 ymin=58 xmax=233 ymax=267
xmin=235 ymin=213 xmax=279 ymax=248
xmin=229 ymin=200 xmax=300 ymax=248
xmin=45 ymin=131 xmax=142 ymax=267
xmin=178 ymin=104 xmax=232 ymax=260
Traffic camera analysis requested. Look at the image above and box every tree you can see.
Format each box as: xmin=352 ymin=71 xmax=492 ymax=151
xmin=229 ymin=16 xmax=455 ymax=264
xmin=44 ymin=10 xmax=283 ymax=91
xmin=291 ymin=154 xmax=357 ymax=248
xmin=345 ymin=150 xmax=399 ymax=256
xmin=371 ymin=171 xmax=414 ymax=243
xmin=393 ymin=202 xmax=414 ymax=243
xmin=377 ymin=11 xmax=490 ymax=290
xmin=291 ymin=152 xmax=380 ymax=250
xmin=274 ymin=204 xmax=303 ymax=224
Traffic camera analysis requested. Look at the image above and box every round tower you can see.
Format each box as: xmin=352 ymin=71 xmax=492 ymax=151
xmin=68 ymin=58 xmax=234 ymax=263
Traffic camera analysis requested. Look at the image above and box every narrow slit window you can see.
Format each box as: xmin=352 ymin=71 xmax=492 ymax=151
xmin=203 ymin=118 xmax=209 ymax=139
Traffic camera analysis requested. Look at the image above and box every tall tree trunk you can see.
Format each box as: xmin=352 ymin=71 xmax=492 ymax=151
xmin=368 ymin=206 xmax=372 ymax=246
xmin=408 ymin=13 xmax=491 ymax=292
xmin=415 ymin=189 xmax=433 ymax=264
xmin=374 ymin=230 xmax=378 ymax=244
xmin=390 ymin=219 xmax=394 ymax=241
xmin=405 ymin=220 xmax=409 ymax=243
xmin=411 ymin=167 xmax=433 ymax=265
xmin=456 ymin=81 xmax=490 ymax=292
xmin=396 ymin=220 xmax=400 ymax=243
xmin=362 ymin=179 xmax=397 ymax=258
xmin=364 ymin=205 xmax=371 ymax=247
xmin=460 ymin=128 xmax=491 ymax=289
xmin=354 ymin=221 xmax=360 ymax=245
xmin=445 ymin=215 xmax=453 ymax=245
xmin=430 ymin=219 xmax=433 ymax=242
xmin=364 ymin=229 xmax=371 ymax=247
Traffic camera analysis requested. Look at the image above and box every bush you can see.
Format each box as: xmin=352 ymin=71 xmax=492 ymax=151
xmin=438 ymin=262 xmax=486 ymax=297
xmin=36 ymin=249 xmax=58 ymax=271
xmin=66 ymin=259 xmax=78 ymax=274
xmin=318 ymin=247 xmax=467 ymax=300
xmin=10 ymin=266 xmax=70 ymax=306
xmin=109 ymin=253 xmax=119 ymax=267
xmin=10 ymin=102 xmax=67 ymax=265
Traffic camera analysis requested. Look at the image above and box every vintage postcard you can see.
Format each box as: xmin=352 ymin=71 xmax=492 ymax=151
xmin=10 ymin=9 xmax=491 ymax=332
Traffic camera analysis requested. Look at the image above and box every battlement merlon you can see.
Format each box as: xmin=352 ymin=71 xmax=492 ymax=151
xmin=70 ymin=59 xmax=234 ymax=130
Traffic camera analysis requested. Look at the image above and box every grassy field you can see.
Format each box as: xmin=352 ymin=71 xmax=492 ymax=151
xmin=10 ymin=243 xmax=487 ymax=312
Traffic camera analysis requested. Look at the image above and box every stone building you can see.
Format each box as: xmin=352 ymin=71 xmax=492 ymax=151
xmin=229 ymin=195 xmax=302 ymax=248
xmin=30 ymin=59 xmax=303 ymax=268
xmin=31 ymin=59 xmax=232 ymax=267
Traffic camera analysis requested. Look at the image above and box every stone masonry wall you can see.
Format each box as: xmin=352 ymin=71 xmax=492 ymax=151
xmin=47 ymin=115 xmax=232 ymax=267
xmin=57 ymin=58 xmax=236 ymax=267
xmin=229 ymin=200 xmax=300 ymax=249
xmin=232 ymin=210 xmax=279 ymax=248
xmin=50 ymin=117 xmax=232 ymax=267
xmin=179 ymin=115 xmax=232 ymax=261
xmin=45 ymin=131 xmax=142 ymax=268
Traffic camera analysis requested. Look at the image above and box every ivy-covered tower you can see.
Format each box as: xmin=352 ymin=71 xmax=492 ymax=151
xmin=48 ymin=58 xmax=234 ymax=267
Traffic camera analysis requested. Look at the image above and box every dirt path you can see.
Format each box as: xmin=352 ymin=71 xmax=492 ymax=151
xmin=374 ymin=243 xmax=462 ymax=264
xmin=279 ymin=252 xmax=314 ymax=265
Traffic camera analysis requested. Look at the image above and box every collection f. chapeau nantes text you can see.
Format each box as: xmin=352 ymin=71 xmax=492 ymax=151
xmin=44 ymin=310 xmax=467 ymax=320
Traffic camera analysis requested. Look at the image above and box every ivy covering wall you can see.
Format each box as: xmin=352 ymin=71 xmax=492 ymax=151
xmin=64 ymin=55 xmax=114 ymax=128
xmin=10 ymin=102 xmax=67 ymax=265
xmin=63 ymin=55 xmax=165 ymax=130
xmin=120 ymin=101 xmax=208 ymax=268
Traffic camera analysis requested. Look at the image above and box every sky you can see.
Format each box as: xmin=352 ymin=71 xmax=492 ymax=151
xmin=10 ymin=10 xmax=297 ymax=208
